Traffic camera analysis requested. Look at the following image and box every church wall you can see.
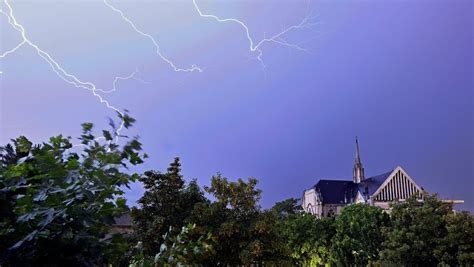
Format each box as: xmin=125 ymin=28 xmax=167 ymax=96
xmin=372 ymin=201 xmax=391 ymax=211
xmin=322 ymin=204 xmax=347 ymax=217
xmin=303 ymin=189 xmax=323 ymax=217
xmin=355 ymin=191 xmax=366 ymax=204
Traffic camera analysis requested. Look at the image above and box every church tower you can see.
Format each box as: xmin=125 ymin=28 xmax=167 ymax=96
xmin=353 ymin=137 xmax=365 ymax=183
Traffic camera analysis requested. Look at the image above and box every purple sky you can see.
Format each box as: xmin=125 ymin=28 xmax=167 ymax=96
xmin=1 ymin=0 xmax=473 ymax=211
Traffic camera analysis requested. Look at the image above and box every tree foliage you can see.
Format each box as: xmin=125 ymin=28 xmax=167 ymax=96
xmin=278 ymin=212 xmax=335 ymax=266
xmin=155 ymin=224 xmax=215 ymax=265
xmin=380 ymin=194 xmax=474 ymax=266
xmin=0 ymin=114 xmax=145 ymax=266
xmin=196 ymin=174 xmax=285 ymax=264
xmin=440 ymin=211 xmax=474 ymax=265
xmin=131 ymin=158 xmax=208 ymax=256
xmin=271 ymin=197 xmax=299 ymax=219
xmin=2 ymin=120 xmax=472 ymax=266
xmin=275 ymin=196 xmax=473 ymax=267
xmin=330 ymin=204 xmax=389 ymax=266
xmin=132 ymin=173 xmax=287 ymax=265
xmin=129 ymin=224 xmax=214 ymax=267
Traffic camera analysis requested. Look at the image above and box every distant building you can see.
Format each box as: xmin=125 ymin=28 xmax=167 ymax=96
xmin=111 ymin=213 xmax=133 ymax=234
xmin=302 ymin=138 xmax=437 ymax=217
xmin=102 ymin=213 xmax=133 ymax=241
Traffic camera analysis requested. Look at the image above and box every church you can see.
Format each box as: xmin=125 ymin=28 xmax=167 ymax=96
xmin=302 ymin=138 xmax=425 ymax=217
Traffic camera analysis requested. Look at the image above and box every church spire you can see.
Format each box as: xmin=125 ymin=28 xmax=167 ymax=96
xmin=353 ymin=136 xmax=365 ymax=183
xmin=355 ymin=136 xmax=362 ymax=164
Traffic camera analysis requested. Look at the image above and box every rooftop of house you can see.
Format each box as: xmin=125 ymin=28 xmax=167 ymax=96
xmin=113 ymin=213 xmax=133 ymax=227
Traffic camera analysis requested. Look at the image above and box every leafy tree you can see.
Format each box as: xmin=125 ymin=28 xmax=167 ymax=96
xmin=189 ymin=174 xmax=285 ymax=265
xmin=248 ymin=210 xmax=290 ymax=264
xmin=205 ymin=173 xmax=262 ymax=218
xmin=131 ymin=158 xmax=208 ymax=256
xmin=200 ymin=174 xmax=262 ymax=264
xmin=380 ymin=194 xmax=449 ymax=265
xmin=131 ymin=170 xmax=284 ymax=265
xmin=271 ymin=197 xmax=299 ymax=219
xmin=0 ymin=113 xmax=145 ymax=266
xmin=129 ymin=224 xmax=214 ymax=267
xmin=380 ymin=193 xmax=473 ymax=266
xmin=330 ymin=204 xmax=389 ymax=266
xmin=437 ymin=210 xmax=474 ymax=265
xmin=180 ymin=179 xmax=210 ymax=223
xmin=155 ymin=224 xmax=215 ymax=265
xmin=278 ymin=212 xmax=335 ymax=266
xmin=128 ymin=241 xmax=153 ymax=267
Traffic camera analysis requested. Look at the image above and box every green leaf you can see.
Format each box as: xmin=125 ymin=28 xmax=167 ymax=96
xmin=116 ymin=197 xmax=127 ymax=209
xmin=66 ymin=158 xmax=80 ymax=170
xmin=103 ymin=130 xmax=113 ymax=141
xmin=81 ymin=122 xmax=93 ymax=132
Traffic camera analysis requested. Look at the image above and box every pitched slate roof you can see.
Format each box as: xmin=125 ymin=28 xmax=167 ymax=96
xmin=357 ymin=170 xmax=393 ymax=196
xmin=313 ymin=170 xmax=393 ymax=204
xmin=113 ymin=213 xmax=132 ymax=226
xmin=314 ymin=180 xmax=358 ymax=204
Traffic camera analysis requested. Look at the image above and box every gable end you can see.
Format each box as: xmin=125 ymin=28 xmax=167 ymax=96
xmin=371 ymin=166 xmax=423 ymax=202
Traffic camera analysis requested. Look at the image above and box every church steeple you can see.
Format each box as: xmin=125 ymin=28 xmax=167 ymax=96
xmin=353 ymin=137 xmax=365 ymax=183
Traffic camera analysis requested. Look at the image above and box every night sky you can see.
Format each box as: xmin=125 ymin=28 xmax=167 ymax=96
xmin=1 ymin=0 xmax=473 ymax=211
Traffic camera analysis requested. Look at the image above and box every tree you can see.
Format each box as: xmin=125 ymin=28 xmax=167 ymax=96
xmin=380 ymin=193 xmax=473 ymax=266
xmin=154 ymin=224 xmax=215 ymax=265
xmin=129 ymin=224 xmax=214 ymax=267
xmin=205 ymin=174 xmax=262 ymax=218
xmin=131 ymin=158 xmax=208 ymax=256
xmin=330 ymin=204 xmax=389 ymax=266
xmin=131 ymin=170 xmax=284 ymax=265
xmin=437 ymin=211 xmax=474 ymax=265
xmin=190 ymin=174 xmax=285 ymax=265
xmin=277 ymin=212 xmax=335 ymax=266
xmin=0 ymin=113 xmax=145 ymax=266
xmin=271 ymin=197 xmax=299 ymax=219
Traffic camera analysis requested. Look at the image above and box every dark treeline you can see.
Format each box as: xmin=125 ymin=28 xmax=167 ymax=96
xmin=1 ymin=118 xmax=473 ymax=266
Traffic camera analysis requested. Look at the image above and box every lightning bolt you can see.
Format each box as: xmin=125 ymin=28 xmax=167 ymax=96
xmin=1 ymin=0 xmax=315 ymax=143
xmin=96 ymin=68 xmax=148 ymax=94
xmin=103 ymin=0 xmax=202 ymax=73
xmin=1 ymin=0 xmax=202 ymax=143
xmin=0 ymin=40 xmax=25 ymax=59
xmin=192 ymin=0 xmax=314 ymax=68
xmin=0 ymin=0 xmax=135 ymax=143
xmin=0 ymin=11 xmax=26 ymax=74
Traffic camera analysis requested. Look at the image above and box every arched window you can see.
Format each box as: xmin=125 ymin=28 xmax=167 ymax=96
xmin=307 ymin=203 xmax=314 ymax=214
xmin=327 ymin=209 xmax=335 ymax=218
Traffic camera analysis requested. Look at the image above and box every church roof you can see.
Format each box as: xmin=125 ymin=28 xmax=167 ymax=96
xmin=314 ymin=180 xmax=358 ymax=204
xmin=357 ymin=170 xmax=393 ymax=196
xmin=313 ymin=170 xmax=393 ymax=204
xmin=113 ymin=213 xmax=132 ymax=226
